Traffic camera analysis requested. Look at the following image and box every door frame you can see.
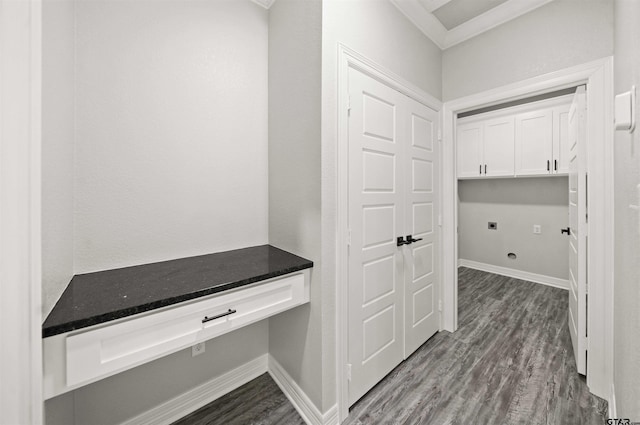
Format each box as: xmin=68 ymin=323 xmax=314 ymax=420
xmin=441 ymin=57 xmax=614 ymax=400
xmin=0 ymin=0 xmax=43 ymax=422
xmin=335 ymin=43 xmax=442 ymax=422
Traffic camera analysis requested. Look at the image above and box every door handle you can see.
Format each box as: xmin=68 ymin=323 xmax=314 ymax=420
xmin=406 ymin=235 xmax=423 ymax=244
xmin=397 ymin=236 xmax=410 ymax=246
xmin=561 ymin=227 xmax=571 ymax=236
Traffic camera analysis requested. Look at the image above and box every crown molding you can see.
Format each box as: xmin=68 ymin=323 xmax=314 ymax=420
xmin=390 ymin=0 xmax=448 ymax=49
xmin=418 ymin=0 xmax=452 ymax=13
xmin=444 ymin=0 xmax=553 ymax=47
xmin=251 ymin=0 xmax=277 ymax=10
xmin=391 ymin=0 xmax=554 ymax=50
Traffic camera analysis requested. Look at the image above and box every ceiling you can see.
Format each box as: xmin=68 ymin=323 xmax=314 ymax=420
xmin=432 ymin=0 xmax=511 ymax=30
xmin=252 ymin=0 xmax=553 ymax=51
xmin=390 ymin=0 xmax=554 ymax=49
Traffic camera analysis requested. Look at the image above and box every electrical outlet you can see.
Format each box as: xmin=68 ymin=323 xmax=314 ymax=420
xmin=533 ymin=225 xmax=542 ymax=234
xmin=192 ymin=342 xmax=205 ymax=357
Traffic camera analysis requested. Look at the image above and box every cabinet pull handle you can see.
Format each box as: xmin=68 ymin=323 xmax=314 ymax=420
xmin=484 ymin=164 xmax=487 ymax=174
xmin=547 ymin=160 xmax=550 ymax=171
xmin=554 ymin=160 xmax=557 ymax=171
xmin=479 ymin=164 xmax=482 ymax=175
xmin=203 ymin=309 xmax=237 ymax=323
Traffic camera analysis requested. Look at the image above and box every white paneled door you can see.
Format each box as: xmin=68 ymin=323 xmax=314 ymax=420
xmin=568 ymin=85 xmax=587 ymax=375
xmin=347 ymin=68 xmax=439 ymax=405
xmin=404 ymin=99 xmax=439 ymax=357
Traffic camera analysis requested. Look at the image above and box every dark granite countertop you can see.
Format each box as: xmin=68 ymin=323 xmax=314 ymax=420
xmin=43 ymin=245 xmax=312 ymax=338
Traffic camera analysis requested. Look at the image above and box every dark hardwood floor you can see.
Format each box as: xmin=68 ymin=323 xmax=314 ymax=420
xmin=345 ymin=267 xmax=607 ymax=424
xmin=171 ymin=372 xmax=305 ymax=425
xmin=171 ymin=267 xmax=608 ymax=425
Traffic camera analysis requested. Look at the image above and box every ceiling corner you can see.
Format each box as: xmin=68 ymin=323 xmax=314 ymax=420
xmin=390 ymin=0 xmax=447 ymax=49
xmin=390 ymin=0 xmax=555 ymax=50
xmin=251 ymin=0 xmax=277 ymax=10
xmin=443 ymin=0 xmax=554 ymax=48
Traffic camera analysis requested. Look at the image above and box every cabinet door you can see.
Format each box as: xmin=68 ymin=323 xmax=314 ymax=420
xmin=456 ymin=121 xmax=483 ymax=178
xmin=483 ymin=116 xmax=515 ymax=177
xmin=515 ymin=109 xmax=553 ymax=176
xmin=553 ymin=104 xmax=571 ymax=174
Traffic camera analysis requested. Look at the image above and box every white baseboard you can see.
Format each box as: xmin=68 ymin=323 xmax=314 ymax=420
xmin=120 ymin=354 xmax=268 ymax=425
xmin=268 ymin=354 xmax=338 ymax=425
xmin=609 ymin=382 xmax=617 ymax=419
xmin=118 ymin=353 xmax=338 ymax=425
xmin=321 ymin=404 xmax=339 ymax=425
xmin=458 ymin=259 xmax=569 ymax=290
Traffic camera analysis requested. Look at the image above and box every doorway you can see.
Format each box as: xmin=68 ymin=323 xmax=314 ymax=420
xmin=441 ymin=58 xmax=614 ymax=400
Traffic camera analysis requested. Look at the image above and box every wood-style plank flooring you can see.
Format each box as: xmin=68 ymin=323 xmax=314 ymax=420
xmin=171 ymin=268 xmax=607 ymax=424
xmin=171 ymin=372 xmax=305 ymax=425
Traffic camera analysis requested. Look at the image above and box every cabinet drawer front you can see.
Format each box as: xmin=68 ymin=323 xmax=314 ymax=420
xmin=66 ymin=273 xmax=306 ymax=387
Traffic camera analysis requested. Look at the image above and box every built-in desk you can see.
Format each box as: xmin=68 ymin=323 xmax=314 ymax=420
xmin=43 ymin=245 xmax=312 ymax=400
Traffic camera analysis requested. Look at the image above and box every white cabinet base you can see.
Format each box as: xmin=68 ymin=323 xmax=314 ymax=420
xmin=43 ymin=270 xmax=310 ymax=400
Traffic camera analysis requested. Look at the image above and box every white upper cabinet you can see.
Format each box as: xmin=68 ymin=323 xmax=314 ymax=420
xmin=553 ymin=104 xmax=571 ymax=174
xmin=484 ymin=116 xmax=515 ymax=177
xmin=456 ymin=95 xmax=571 ymax=179
xmin=456 ymin=117 xmax=514 ymax=178
xmin=457 ymin=121 xmax=483 ymax=178
xmin=515 ymin=108 xmax=553 ymax=176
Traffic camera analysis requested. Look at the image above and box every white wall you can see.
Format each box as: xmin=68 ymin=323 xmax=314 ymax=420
xmin=0 ymin=0 xmax=43 ymax=421
xmin=442 ymin=0 xmax=614 ymax=100
xmin=42 ymin=0 xmax=75 ymax=318
xmin=267 ymin=0 xmax=326 ymax=412
xmin=43 ymin=1 xmax=271 ymax=423
xmin=74 ymin=0 xmax=269 ymax=273
xmin=458 ymin=178 xmax=569 ymax=280
xmin=323 ymin=0 xmax=442 ymax=99
xmin=613 ymin=0 xmax=640 ymax=419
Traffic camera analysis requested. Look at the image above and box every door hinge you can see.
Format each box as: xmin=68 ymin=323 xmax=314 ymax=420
xmin=347 ymin=229 xmax=352 ymax=246
xmin=437 ymin=129 xmax=442 ymax=141
xmin=346 ymin=363 xmax=352 ymax=381
xmin=347 ymin=95 xmax=351 ymax=116
xmin=438 ymin=300 xmax=442 ymax=312
xmin=438 ymin=214 xmax=442 ymax=227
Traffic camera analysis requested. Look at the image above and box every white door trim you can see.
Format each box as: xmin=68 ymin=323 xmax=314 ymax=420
xmin=0 ymin=0 xmax=43 ymax=422
xmin=442 ymin=57 xmax=614 ymax=400
xmin=335 ymin=43 xmax=442 ymax=423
